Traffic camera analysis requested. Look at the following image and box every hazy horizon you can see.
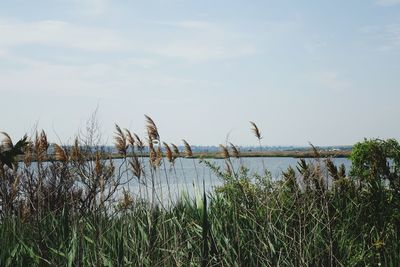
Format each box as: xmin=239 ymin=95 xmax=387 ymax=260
xmin=1 ymin=0 xmax=399 ymax=146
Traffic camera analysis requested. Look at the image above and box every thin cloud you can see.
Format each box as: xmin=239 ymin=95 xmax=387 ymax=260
xmin=71 ymin=0 xmax=110 ymax=16
xmin=0 ymin=19 xmax=128 ymax=52
xmin=147 ymin=20 xmax=257 ymax=62
xmin=305 ymin=71 xmax=352 ymax=92
xmin=381 ymin=24 xmax=400 ymax=50
xmin=153 ymin=40 xmax=255 ymax=62
xmin=0 ymin=17 xmax=256 ymax=63
xmin=376 ymin=0 xmax=400 ymax=6
xmin=361 ymin=23 xmax=400 ymax=51
xmin=150 ymin=20 xmax=212 ymax=30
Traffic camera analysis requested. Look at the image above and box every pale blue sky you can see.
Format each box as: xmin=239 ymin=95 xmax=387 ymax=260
xmin=1 ymin=0 xmax=399 ymax=146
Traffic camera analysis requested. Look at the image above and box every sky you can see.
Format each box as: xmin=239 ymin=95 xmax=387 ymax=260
xmin=0 ymin=0 xmax=399 ymax=146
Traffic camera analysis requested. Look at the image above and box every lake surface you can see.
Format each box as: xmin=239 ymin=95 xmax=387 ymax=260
xmin=116 ymin=157 xmax=352 ymax=202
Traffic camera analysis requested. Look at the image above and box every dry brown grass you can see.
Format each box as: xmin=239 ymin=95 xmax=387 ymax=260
xmin=114 ymin=124 xmax=127 ymax=155
xmin=182 ymin=139 xmax=193 ymax=157
xmin=250 ymin=121 xmax=262 ymax=140
xmin=219 ymin=144 xmax=230 ymax=159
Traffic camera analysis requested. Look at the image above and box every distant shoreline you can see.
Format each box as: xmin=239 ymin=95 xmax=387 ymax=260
xmin=109 ymin=149 xmax=352 ymax=159
xmin=16 ymin=149 xmax=351 ymax=162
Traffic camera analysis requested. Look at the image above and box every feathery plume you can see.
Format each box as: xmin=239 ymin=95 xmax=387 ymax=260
xmin=0 ymin=132 xmax=13 ymax=151
xmin=145 ymin=115 xmax=159 ymax=141
xmin=163 ymin=142 xmax=174 ymax=163
xmin=171 ymin=143 xmax=180 ymax=157
xmin=219 ymin=144 xmax=230 ymax=159
xmin=125 ymin=129 xmax=135 ymax=147
xmin=71 ymin=138 xmax=81 ymax=162
xmin=114 ymin=124 xmax=127 ymax=155
xmin=53 ymin=144 xmax=68 ymax=162
xmin=23 ymin=140 xmax=33 ymax=166
xmin=229 ymin=143 xmax=240 ymax=158
xmin=308 ymin=142 xmax=321 ymax=158
xmin=130 ymin=156 xmax=141 ymax=179
xmin=95 ymin=152 xmax=102 ymax=177
xmin=182 ymin=139 xmax=193 ymax=157
xmin=35 ymin=130 xmax=48 ymax=162
xmin=250 ymin=121 xmax=262 ymax=140
xmin=134 ymin=134 xmax=145 ymax=151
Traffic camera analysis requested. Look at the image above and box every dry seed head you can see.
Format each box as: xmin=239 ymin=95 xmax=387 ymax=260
xmin=145 ymin=115 xmax=159 ymax=141
xmin=129 ymin=156 xmax=141 ymax=179
xmin=108 ymin=156 xmax=115 ymax=175
xmin=229 ymin=143 xmax=240 ymax=158
xmin=0 ymin=132 xmax=13 ymax=151
xmin=171 ymin=143 xmax=180 ymax=156
xmin=71 ymin=138 xmax=81 ymax=162
xmin=125 ymin=129 xmax=135 ymax=147
xmin=119 ymin=189 xmax=134 ymax=211
xmin=163 ymin=142 xmax=174 ymax=163
xmin=182 ymin=139 xmax=193 ymax=157
xmin=53 ymin=144 xmax=68 ymax=162
xmin=250 ymin=121 xmax=262 ymax=140
xmin=134 ymin=134 xmax=145 ymax=151
xmin=39 ymin=130 xmax=49 ymax=150
xmin=308 ymin=142 xmax=321 ymax=158
xmin=326 ymin=158 xmax=339 ymax=181
xmin=149 ymin=144 xmax=158 ymax=168
xmin=155 ymin=145 xmax=163 ymax=166
xmin=114 ymin=124 xmax=127 ymax=155
xmin=23 ymin=141 xmax=33 ymax=166
xmin=95 ymin=152 xmax=102 ymax=177
xmin=35 ymin=130 xmax=48 ymax=162
xmin=219 ymin=144 xmax=230 ymax=159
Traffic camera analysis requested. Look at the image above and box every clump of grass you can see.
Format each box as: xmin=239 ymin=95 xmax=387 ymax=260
xmin=0 ymin=115 xmax=399 ymax=266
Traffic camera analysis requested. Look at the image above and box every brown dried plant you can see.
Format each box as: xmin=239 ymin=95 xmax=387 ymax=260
xmin=114 ymin=124 xmax=127 ymax=155
xmin=35 ymin=130 xmax=48 ymax=162
xmin=148 ymin=140 xmax=159 ymax=168
xmin=145 ymin=115 xmax=159 ymax=141
xmin=134 ymin=134 xmax=145 ymax=152
xmin=0 ymin=132 xmax=13 ymax=151
xmin=171 ymin=143 xmax=180 ymax=157
xmin=23 ymin=140 xmax=33 ymax=166
xmin=125 ymin=129 xmax=135 ymax=147
xmin=129 ymin=156 xmax=141 ymax=179
xmin=155 ymin=145 xmax=163 ymax=167
xmin=54 ymin=144 xmax=68 ymax=162
xmin=95 ymin=151 xmax=103 ymax=177
xmin=163 ymin=142 xmax=174 ymax=163
xmin=326 ymin=158 xmax=339 ymax=181
xmin=182 ymin=140 xmax=193 ymax=157
xmin=229 ymin=143 xmax=240 ymax=158
xmin=309 ymin=142 xmax=321 ymax=158
xmin=219 ymin=144 xmax=230 ymax=159
xmin=71 ymin=138 xmax=81 ymax=162
xmin=250 ymin=121 xmax=262 ymax=140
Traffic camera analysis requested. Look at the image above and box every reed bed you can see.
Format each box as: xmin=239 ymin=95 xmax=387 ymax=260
xmin=0 ymin=117 xmax=400 ymax=266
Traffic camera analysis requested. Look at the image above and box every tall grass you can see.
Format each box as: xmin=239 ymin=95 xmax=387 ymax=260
xmin=0 ymin=116 xmax=399 ymax=266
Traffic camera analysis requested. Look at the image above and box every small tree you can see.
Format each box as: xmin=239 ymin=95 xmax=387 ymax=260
xmin=350 ymin=138 xmax=400 ymax=191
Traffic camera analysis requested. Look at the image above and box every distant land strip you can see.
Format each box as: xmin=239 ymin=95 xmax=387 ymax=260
xmin=16 ymin=149 xmax=352 ymax=163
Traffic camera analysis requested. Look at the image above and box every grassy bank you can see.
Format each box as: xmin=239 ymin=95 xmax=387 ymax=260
xmin=1 ymin=117 xmax=399 ymax=266
xmin=15 ymin=147 xmax=352 ymax=163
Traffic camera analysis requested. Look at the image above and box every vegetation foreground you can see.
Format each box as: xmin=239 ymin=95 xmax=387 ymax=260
xmin=1 ymin=116 xmax=400 ymax=266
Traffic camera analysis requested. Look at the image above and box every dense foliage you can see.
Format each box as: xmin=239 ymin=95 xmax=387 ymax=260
xmin=0 ymin=120 xmax=399 ymax=266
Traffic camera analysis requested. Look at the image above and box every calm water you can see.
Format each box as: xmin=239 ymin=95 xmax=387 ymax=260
xmin=17 ymin=157 xmax=352 ymax=202
xmin=115 ymin=157 xmax=352 ymax=202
